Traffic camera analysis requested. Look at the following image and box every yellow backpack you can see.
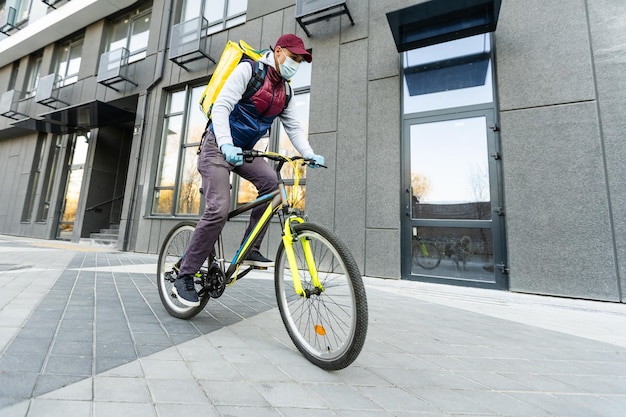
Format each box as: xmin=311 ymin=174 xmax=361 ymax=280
xmin=199 ymin=40 xmax=264 ymax=119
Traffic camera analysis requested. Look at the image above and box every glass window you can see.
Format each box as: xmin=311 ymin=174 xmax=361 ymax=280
xmin=55 ymin=37 xmax=83 ymax=87
xmin=24 ymin=51 xmax=42 ymax=98
xmin=403 ymin=34 xmax=493 ymax=114
xmin=411 ymin=226 xmax=494 ymax=281
xmin=22 ymin=134 xmax=46 ymax=222
xmin=153 ymin=87 xmax=205 ymax=216
xmin=8 ymin=61 xmax=19 ymax=90
xmin=0 ymin=1 xmax=7 ymax=38
xmin=182 ymin=0 xmax=247 ymax=34
xmin=410 ymin=116 xmax=491 ymax=216
xmin=37 ymin=135 xmax=61 ymax=222
xmin=107 ymin=6 xmax=151 ymax=63
xmin=15 ymin=0 xmax=31 ymax=23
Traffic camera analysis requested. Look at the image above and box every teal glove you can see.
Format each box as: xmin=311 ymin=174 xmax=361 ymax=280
xmin=305 ymin=154 xmax=325 ymax=168
xmin=220 ymin=144 xmax=243 ymax=166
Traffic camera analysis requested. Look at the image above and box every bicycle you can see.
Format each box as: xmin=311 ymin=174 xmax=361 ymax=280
xmin=412 ymin=227 xmax=441 ymax=270
xmin=157 ymin=151 xmax=368 ymax=370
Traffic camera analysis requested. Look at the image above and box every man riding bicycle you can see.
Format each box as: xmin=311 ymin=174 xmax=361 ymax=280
xmin=173 ymin=34 xmax=324 ymax=307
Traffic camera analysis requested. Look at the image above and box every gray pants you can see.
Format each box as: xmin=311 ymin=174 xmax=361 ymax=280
xmin=178 ymin=129 xmax=278 ymax=276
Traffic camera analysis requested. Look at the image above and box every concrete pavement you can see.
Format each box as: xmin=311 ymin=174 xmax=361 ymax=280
xmin=1 ymin=234 xmax=625 ymax=417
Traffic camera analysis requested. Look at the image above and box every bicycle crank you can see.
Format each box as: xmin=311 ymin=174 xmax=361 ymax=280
xmin=206 ymin=263 xmax=226 ymax=298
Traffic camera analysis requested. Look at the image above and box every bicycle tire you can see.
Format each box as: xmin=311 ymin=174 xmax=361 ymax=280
xmin=274 ymin=222 xmax=368 ymax=370
xmin=157 ymin=221 xmax=209 ymax=319
xmin=413 ymin=240 xmax=441 ymax=270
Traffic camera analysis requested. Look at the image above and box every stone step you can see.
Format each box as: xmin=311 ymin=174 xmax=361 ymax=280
xmin=89 ymin=232 xmax=118 ymax=240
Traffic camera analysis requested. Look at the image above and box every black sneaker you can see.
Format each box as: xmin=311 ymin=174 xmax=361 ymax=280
xmin=243 ymin=250 xmax=274 ymax=267
xmin=172 ymin=275 xmax=200 ymax=307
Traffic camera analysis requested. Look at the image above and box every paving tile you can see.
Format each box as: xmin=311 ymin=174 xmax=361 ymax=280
xmin=44 ymin=355 xmax=92 ymax=376
xmin=155 ymin=403 xmax=220 ymax=417
xmin=0 ymin=400 xmax=30 ymax=417
xmin=232 ymin=362 xmax=292 ymax=382
xmin=452 ymin=370 xmax=533 ymax=391
xmin=26 ymin=399 xmax=92 ymax=417
xmin=32 ymin=374 xmax=87 ymax=397
xmin=4 ymin=336 xmax=52 ymax=355
xmin=146 ymin=378 xmax=209 ymax=404
xmin=552 ymin=394 xmax=626 ymax=417
xmin=412 ymin=389 xmax=494 ymax=414
xmin=279 ymin=408 xmax=344 ymax=417
xmin=38 ymin=377 xmax=93 ymax=401
xmin=0 ymin=353 xmax=45 ymax=373
xmin=309 ymin=383 xmax=382 ymax=410
xmin=140 ymin=358 xmax=193 ymax=380
xmin=50 ymin=341 xmax=93 ymax=357
xmin=136 ymin=344 xmax=172 ymax=357
xmin=335 ymin=366 xmax=393 ymax=387
xmin=213 ymin=405 xmax=283 ymax=417
xmin=200 ymin=380 xmax=270 ymax=406
xmin=94 ymin=376 xmax=151 ymax=402
xmin=94 ymin=401 xmax=157 ymax=417
xmin=369 ymin=367 xmax=484 ymax=391
xmin=188 ymin=359 xmax=244 ymax=382
xmin=55 ymin=328 xmax=93 ymax=342
xmin=507 ymin=392 xmax=596 ymax=417
xmin=255 ymin=381 xmax=329 ymax=409
xmin=0 ymin=372 xmax=38 ymax=399
xmin=275 ymin=363 xmax=343 ymax=386
xmin=355 ymin=386 xmax=438 ymax=413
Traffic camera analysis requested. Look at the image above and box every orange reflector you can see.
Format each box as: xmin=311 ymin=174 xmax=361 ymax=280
xmin=314 ymin=325 xmax=326 ymax=336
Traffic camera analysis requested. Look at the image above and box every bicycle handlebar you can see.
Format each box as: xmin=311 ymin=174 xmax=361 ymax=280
xmin=240 ymin=150 xmax=327 ymax=168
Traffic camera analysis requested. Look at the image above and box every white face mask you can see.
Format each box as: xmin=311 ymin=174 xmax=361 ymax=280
xmin=279 ymin=54 xmax=300 ymax=80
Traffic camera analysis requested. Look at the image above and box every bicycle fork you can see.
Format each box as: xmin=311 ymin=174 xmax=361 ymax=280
xmin=282 ymin=216 xmax=325 ymax=297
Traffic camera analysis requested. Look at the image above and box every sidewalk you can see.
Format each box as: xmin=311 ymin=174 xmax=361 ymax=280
xmin=1 ymin=234 xmax=625 ymax=417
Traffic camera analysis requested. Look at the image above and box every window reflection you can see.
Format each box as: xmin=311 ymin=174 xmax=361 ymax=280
xmin=153 ymin=86 xmax=206 ymax=216
xmin=403 ymin=34 xmax=493 ymax=114
xmin=58 ymin=134 xmax=89 ymax=239
xmin=410 ymin=117 xmax=491 ymax=220
xmin=412 ymin=226 xmax=494 ymax=281
xmin=108 ymin=6 xmax=151 ymax=62
xmin=56 ymin=38 xmax=83 ymax=87
xmin=182 ymin=0 xmax=248 ymax=35
xmin=24 ymin=53 xmax=42 ymax=98
xmin=176 ymin=146 xmax=202 ymax=214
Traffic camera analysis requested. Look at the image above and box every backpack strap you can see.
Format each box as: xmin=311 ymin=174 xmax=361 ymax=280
xmin=242 ymin=60 xmax=266 ymax=101
xmin=283 ymin=80 xmax=292 ymax=110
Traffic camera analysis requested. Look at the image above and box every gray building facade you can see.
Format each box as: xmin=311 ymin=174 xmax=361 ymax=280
xmin=0 ymin=0 xmax=624 ymax=303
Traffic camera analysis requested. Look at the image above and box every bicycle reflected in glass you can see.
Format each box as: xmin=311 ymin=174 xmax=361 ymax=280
xmin=412 ymin=227 xmax=442 ymax=270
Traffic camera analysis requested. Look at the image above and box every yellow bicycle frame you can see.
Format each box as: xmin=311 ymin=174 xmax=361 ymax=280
xmin=282 ymin=216 xmax=324 ymax=297
xmin=222 ymin=152 xmax=325 ymax=297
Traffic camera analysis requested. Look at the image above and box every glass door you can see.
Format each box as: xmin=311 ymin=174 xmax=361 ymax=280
xmin=403 ymin=111 xmax=507 ymax=288
xmin=56 ymin=133 xmax=89 ymax=240
xmin=400 ymin=32 xmax=507 ymax=289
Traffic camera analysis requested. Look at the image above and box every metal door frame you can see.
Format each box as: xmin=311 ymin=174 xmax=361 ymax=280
xmin=401 ymin=104 xmax=508 ymax=289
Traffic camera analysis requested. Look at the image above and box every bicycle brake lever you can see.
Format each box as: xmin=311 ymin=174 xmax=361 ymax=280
xmin=307 ymin=161 xmax=327 ymax=169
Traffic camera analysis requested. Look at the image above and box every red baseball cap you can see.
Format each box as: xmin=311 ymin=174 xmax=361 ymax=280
xmin=275 ymin=34 xmax=313 ymax=63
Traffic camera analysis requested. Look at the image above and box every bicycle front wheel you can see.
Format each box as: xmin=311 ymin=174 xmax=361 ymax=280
xmin=157 ymin=221 xmax=209 ymax=319
xmin=275 ymin=223 xmax=368 ymax=370
xmin=413 ymin=240 xmax=441 ymax=270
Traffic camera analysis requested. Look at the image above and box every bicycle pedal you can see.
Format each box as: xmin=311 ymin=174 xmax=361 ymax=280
xmin=253 ymin=266 xmax=268 ymax=271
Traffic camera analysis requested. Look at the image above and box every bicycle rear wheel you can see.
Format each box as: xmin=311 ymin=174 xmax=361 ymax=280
xmin=157 ymin=221 xmax=209 ymax=319
xmin=413 ymin=240 xmax=441 ymax=270
xmin=274 ymin=223 xmax=368 ymax=370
